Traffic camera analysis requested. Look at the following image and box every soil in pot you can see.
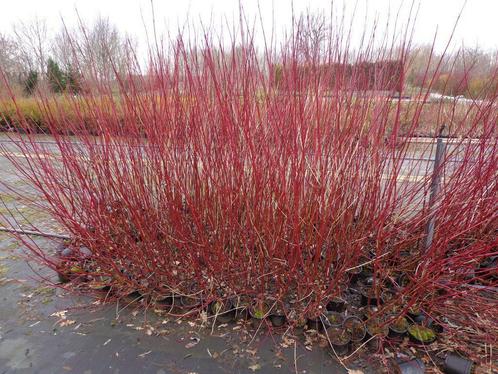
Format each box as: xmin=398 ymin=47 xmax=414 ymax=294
xmin=343 ymin=315 xmax=366 ymax=342
xmin=388 ymin=314 xmax=409 ymax=338
xmin=249 ymin=300 xmax=270 ymax=319
xmin=349 ymin=266 xmax=363 ymax=285
xmin=344 ymin=289 xmax=363 ymax=308
xmin=325 ymin=311 xmax=344 ymax=328
xmin=269 ymin=307 xmax=287 ymax=327
xmin=249 ymin=300 xmax=270 ymax=327
xmin=306 ymin=312 xmax=327 ymax=332
xmin=361 ymin=288 xmax=382 ymax=306
xmin=88 ymin=275 xmax=113 ymax=292
xmin=407 ymin=305 xmax=426 ymax=323
xmin=234 ymin=295 xmax=251 ymax=320
xmin=366 ymin=318 xmax=389 ymax=351
xmin=180 ymin=284 xmax=202 ymax=308
xmin=327 ymin=327 xmax=351 ymax=356
xmin=407 ymin=325 xmax=436 ymax=344
xmin=381 ymin=290 xmax=396 ymax=304
xmin=362 ymin=305 xmax=380 ymax=321
xmin=294 ymin=317 xmax=308 ymax=331
xmin=210 ymin=299 xmax=236 ymax=324
xmin=287 ymin=309 xmax=307 ymax=332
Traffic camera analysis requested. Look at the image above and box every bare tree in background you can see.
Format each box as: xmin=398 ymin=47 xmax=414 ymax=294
xmin=52 ymin=16 xmax=135 ymax=81
xmin=296 ymin=13 xmax=329 ymax=60
xmin=13 ymin=17 xmax=49 ymax=75
xmin=0 ymin=33 xmax=19 ymax=79
xmin=0 ymin=33 xmax=27 ymax=94
xmin=52 ymin=26 xmax=74 ymax=72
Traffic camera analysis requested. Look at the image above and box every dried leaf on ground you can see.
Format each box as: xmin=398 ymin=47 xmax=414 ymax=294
xmin=248 ymin=363 xmax=261 ymax=371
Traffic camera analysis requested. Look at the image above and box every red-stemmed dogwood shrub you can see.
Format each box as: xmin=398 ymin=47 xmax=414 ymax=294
xmin=0 ymin=11 xmax=496 ymax=366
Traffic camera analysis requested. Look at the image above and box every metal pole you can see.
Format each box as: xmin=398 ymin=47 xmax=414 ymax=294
xmin=423 ymin=135 xmax=447 ymax=251
xmin=0 ymin=226 xmax=70 ymax=240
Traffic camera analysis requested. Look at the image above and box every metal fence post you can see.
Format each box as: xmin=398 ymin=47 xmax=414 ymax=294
xmin=423 ymin=133 xmax=447 ymax=251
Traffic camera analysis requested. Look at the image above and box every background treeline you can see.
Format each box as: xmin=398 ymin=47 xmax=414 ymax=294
xmin=1 ymin=15 xmax=497 ymax=136
xmin=0 ymin=16 xmax=134 ymax=97
xmin=1 ymin=16 xmax=497 ymax=99
xmin=406 ymin=45 xmax=498 ymax=98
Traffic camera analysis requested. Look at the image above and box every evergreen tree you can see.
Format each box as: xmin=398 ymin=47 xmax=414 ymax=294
xmin=47 ymin=58 xmax=66 ymax=93
xmin=64 ymin=65 xmax=82 ymax=94
xmin=23 ymin=70 xmax=38 ymax=95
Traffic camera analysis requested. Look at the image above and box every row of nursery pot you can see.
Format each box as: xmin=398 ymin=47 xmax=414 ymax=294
xmin=55 ymin=245 xmax=479 ymax=372
xmin=393 ymin=352 xmax=475 ymax=374
xmin=55 ymin=243 xmax=439 ymax=344
xmin=323 ymin=309 xmax=438 ymax=356
xmin=61 ymin=265 xmax=440 ymax=346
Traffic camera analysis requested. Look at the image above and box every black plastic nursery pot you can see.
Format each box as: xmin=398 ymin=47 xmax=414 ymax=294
xmin=249 ymin=301 xmax=271 ymax=328
xmin=363 ymin=275 xmax=374 ymax=287
xmin=56 ymin=262 xmax=86 ymax=284
xmin=306 ymin=313 xmax=328 ymax=332
xmin=395 ymin=358 xmax=425 ymax=374
xmin=269 ymin=309 xmax=287 ymax=327
xmin=427 ymin=318 xmax=444 ymax=334
xmin=349 ymin=266 xmax=363 ymax=284
xmin=210 ymin=299 xmax=236 ymax=324
xmin=407 ymin=325 xmax=436 ymax=345
xmin=366 ymin=319 xmax=389 ymax=351
xmin=152 ymin=290 xmax=183 ymax=312
xmin=326 ymin=297 xmax=346 ymax=313
xmin=343 ymin=315 xmax=366 ymax=343
xmin=180 ymin=282 xmax=204 ymax=309
xmin=396 ymin=273 xmax=410 ymax=288
xmin=326 ymin=327 xmax=351 ymax=356
xmin=407 ymin=305 xmax=426 ymax=324
xmin=180 ymin=294 xmax=200 ymax=308
xmin=444 ymin=353 xmax=474 ymax=374
xmin=380 ymin=289 xmax=396 ymax=304
xmin=57 ymin=267 xmax=72 ymax=283
xmin=125 ymin=290 xmax=144 ymax=303
xmin=388 ymin=314 xmax=409 ymax=339
xmin=180 ymin=284 xmax=203 ymax=309
xmin=153 ymin=294 xmax=176 ymax=309
xmin=56 ymin=244 xmax=94 ymax=283
xmin=87 ymin=276 xmax=113 ymax=293
xmin=360 ymin=288 xmax=382 ymax=306
xmin=234 ymin=296 xmax=251 ymax=320
xmin=324 ymin=311 xmax=344 ymax=328
xmin=359 ymin=264 xmax=374 ymax=281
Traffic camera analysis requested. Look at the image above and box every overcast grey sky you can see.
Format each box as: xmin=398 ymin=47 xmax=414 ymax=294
xmin=0 ymin=0 xmax=497 ymax=52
